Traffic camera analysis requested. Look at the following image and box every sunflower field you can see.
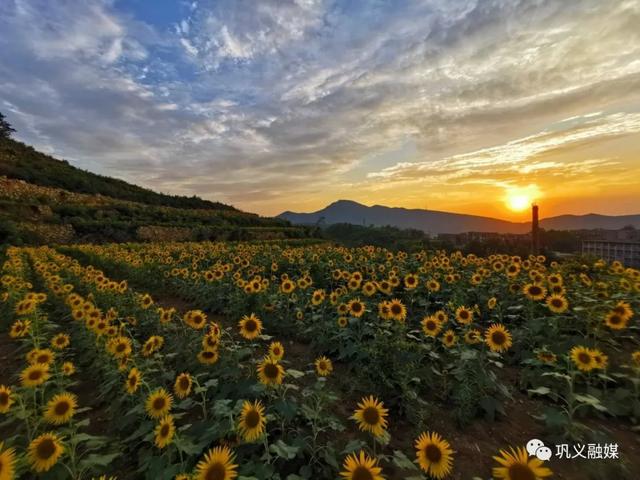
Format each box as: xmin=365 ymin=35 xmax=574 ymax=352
xmin=1 ymin=242 xmax=639 ymax=479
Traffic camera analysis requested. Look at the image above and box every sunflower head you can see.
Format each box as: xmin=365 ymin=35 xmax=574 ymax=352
xmin=421 ymin=316 xmax=442 ymax=338
xmin=126 ymin=367 xmax=142 ymax=394
xmin=268 ymin=341 xmax=285 ymax=361
xmin=315 ymin=356 xmax=333 ymax=377
xmin=28 ymin=432 xmax=65 ymax=473
xmin=570 ymin=346 xmax=595 ymax=372
xmin=352 ymin=396 xmax=389 ymax=438
xmin=195 ymin=445 xmax=238 ymax=480
xmin=154 ymin=415 xmax=175 ymax=449
xmin=485 ymin=324 xmax=513 ymax=353
xmin=340 ymin=450 xmax=384 ymax=480
xmin=238 ymin=400 xmax=267 ymax=443
xmin=415 ymin=431 xmax=454 ymax=479
xmin=174 ymin=373 xmax=193 ymax=399
xmin=257 ymin=356 xmax=285 ymax=387
xmin=0 ymin=385 xmax=14 ymax=414
xmin=21 ymin=363 xmax=50 ymax=388
xmin=51 ymin=333 xmax=71 ymax=350
xmin=238 ymin=314 xmax=263 ymax=340
xmin=0 ymin=442 xmax=17 ymax=480
xmin=44 ymin=392 xmax=77 ymax=425
xmin=545 ymin=295 xmax=569 ymax=313
xmin=493 ymin=446 xmax=552 ymax=480
xmin=145 ymin=389 xmax=173 ymax=419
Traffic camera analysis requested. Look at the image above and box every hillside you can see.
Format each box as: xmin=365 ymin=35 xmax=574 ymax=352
xmin=0 ymin=138 xmax=315 ymax=245
xmin=0 ymin=138 xmax=234 ymax=210
xmin=279 ymin=200 xmax=640 ymax=234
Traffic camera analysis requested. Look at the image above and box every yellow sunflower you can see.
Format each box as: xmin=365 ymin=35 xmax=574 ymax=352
xmin=125 ymin=367 xmax=142 ymax=394
xmin=198 ymin=349 xmax=220 ymax=365
xmin=257 ymin=357 xmax=285 ymax=386
xmin=340 ymin=450 xmax=384 ymax=480
xmin=570 ymin=346 xmax=595 ymax=372
xmin=195 ymin=446 xmax=238 ymax=480
xmin=442 ymin=330 xmax=457 ymax=348
xmin=51 ymin=333 xmax=71 ymax=350
xmin=62 ymin=361 xmax=76 ymax=376
xmin=9 ymin=319 xmax=31 ymax=338
xmin=464 ymin=329 xmax=482 ymax=345
xmin=523 ymin=283 xmax=547 ymax=301
xmin=415 ymin=431 xmax=454 ymax=479
xmin=388 ymin=299 xmax=407 ymax=322
xmin=27 ymin=348 xmax=55 ymax=365
xmin=312 ymin=355 xmax=333 ymax=376
xmin=421 ymin=316 xmax=442 ymax=338
xmin=44 ymin=392 xmax=77 ymax=425
xmin=28 ymin=432 xmax=65 ymax=473
xmin=108 ymin=336 xmax=132 ymax=359
xmin=591 ymin=349 xmax=608 ymax=370
xmin=487 ymin=297 xmax=497 ymax=310
xmin=0 ymin=385 xmax=14 ymax=414
xmin=145 ymin=388 xmax=173 ymax=419
xmin=338 ymin=316 xmax=349 ymax=328
xmin=202 ymin=332 xmax=220 ymax=350
xmin=174 ymin=373 xmax=193 ymax=399
xmin=426 ymin=279 xmax=440 ymax=292
xmin=0 ymin=442 xmax=16 ymax=480
xmin=268 ymin=341 xmax=285 ymax=361
xmin=485 ymin=324 xmax=513 ymax=353
xmin=184 ymin=310 xmax=208 ymax=330
xmin=238 ymin=313 xmax=263 ymax=340
xmin=404 ymin=273 xmax=419 ymax=290
xmin=352 ymin=396 xmax=389 ymax=438
xmin=545 ymin=295 xmax=569 ymax=313
xmin=493 ymin=446 xmax=552 ymax=480
xmin=20 ymin=363 xmax=50 ymax=388
xmin=311 ymin=289 xmax=326 ymax=305
xmin=604 ymin=311 xmax=629 ymax=330
xmin=536 ymin=351 xmax=557 ymax=364
xmin=238 ymin=400 xmax=267 ymax=442
xmin=455 ymin=306 xmax=473 ymax=325
xmin=612 ymin=301 xmax=633 ymax=321
xmin=348 ymin=298 xmax=366 ymax=318
xmin=631 ymin=350 xmax=640 ymax=367
xmin=433 ymin=310 xmax=448 ymax=323
xmin=154 ymin=415 xmax=175 ymax=449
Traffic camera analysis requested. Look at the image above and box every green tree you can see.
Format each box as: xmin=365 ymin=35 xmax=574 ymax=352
xmin=0 ymin=112 xmax=16 ymax=139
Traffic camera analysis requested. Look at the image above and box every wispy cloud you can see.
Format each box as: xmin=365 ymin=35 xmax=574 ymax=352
xmin=0 ymin=0 xmax=639 ymax=214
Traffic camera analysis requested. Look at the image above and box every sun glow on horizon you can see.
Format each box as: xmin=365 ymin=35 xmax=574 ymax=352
xmin=504 ymin=185 xmax=541 ymax=212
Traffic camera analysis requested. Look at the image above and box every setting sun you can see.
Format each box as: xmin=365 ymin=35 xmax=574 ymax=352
xmin=507 ymin=194 xmax=531 ymax=211
xmin=504 ymin=185 xmax=540 ymax=212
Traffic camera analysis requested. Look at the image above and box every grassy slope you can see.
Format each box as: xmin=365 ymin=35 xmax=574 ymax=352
xmin=0 ymin=138 xmax=234 ymax=210
xmin=0 ymin=138 xmax=312 ymax=244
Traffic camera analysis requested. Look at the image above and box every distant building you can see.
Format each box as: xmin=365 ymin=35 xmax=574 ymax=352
xmin=581 ymin=227 xmax=640 ymax=268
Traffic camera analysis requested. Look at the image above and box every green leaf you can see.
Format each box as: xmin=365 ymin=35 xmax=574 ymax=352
xmin=287 ymin=369 xmax=305 ymax=379
xmin=341 ymin=439 xmax=366 ymax=455
xmin=269 ymin=440 xmax=299 ymax=459
xmin=528 ymin=387 xmax=551 ymax=396
xmin=392 ymin=450 xmax=419 ymax=471
xmin=78 ymin=452 xmax=120 ymax=469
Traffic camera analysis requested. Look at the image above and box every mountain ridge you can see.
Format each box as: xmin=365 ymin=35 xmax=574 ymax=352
xmin=278 ymin=200 xmax=640 ymax=234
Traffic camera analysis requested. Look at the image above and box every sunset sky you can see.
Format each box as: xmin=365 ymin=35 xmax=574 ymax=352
xmin=1 ymin=0 xmax=639 ymax=220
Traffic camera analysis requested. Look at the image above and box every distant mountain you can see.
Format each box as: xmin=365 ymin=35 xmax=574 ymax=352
xmin=278 ymin=200 xmax=640 ymax=234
